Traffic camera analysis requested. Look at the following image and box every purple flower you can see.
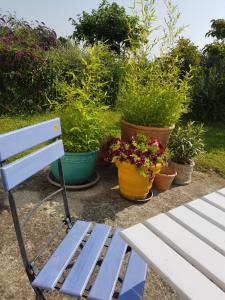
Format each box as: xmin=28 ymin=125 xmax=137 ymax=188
xmin=15 ymin=51 xmax=25 ymax=61
xmin=106 ymin=134 xmax=165 ymax=177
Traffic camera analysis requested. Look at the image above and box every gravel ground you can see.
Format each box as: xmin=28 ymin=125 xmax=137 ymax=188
xmin=1 ymin=165 xmax=225 ymax=300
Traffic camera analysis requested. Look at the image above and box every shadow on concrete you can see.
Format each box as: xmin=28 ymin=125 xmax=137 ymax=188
xmin=0 ymin=164 xmax=139 ymax=223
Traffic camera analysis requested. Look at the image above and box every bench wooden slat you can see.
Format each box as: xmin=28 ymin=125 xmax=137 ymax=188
xmin=0 ymin=118 xmax=61 ymax=161
xmin=120 ymin=224 xmax=225 ymax=300
xmin=89 ymin=228 xmax=127 ymax=300
xmin=1 ymin=140 xmax=64 ymax=191
xmin=203 ymin=192 xmax=225 ymax=212
xmin=60 ymin=223 xmax=111 ymax=298
xmin=118 ymin=250 xmax=148 ymax=300
xmin=168 ymin=206 xmax=225 ymax=256
xmin=32 ymin=220 xmax=91 ymax=290
xmin=186 ymin=199 xmax=225 ymax=231
xmin=145 ymin=214 xmax=225 ymax=291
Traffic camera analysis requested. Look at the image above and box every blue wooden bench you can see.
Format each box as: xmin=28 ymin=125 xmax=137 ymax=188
xmin=0 ymin=118 xmax=148 ymax=300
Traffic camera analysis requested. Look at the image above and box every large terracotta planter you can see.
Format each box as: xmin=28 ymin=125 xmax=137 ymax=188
xmin=115 ymin=161 xmax=161 ymax=200
xmin=121 ymin=119 xmax=174 ymax=147
xmin=154 ymin=165 xmax=177 ymax=191
xmin=169 ymin=160 xmax=195 ymax=185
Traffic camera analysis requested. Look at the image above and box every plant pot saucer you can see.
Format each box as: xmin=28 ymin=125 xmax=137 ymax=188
xmin=120 ymin=190 xmax=153 ymax=203
xmin=47 ymin=171 xmax=100 ymax=191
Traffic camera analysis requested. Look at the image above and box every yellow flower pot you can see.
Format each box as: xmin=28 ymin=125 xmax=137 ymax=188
xmin=115 ymin=161 xmax=161 ymax=200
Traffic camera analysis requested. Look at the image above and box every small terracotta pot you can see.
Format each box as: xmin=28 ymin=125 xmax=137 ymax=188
xmin=169 ymin=160 xmax=195 ymax=185
xmin=154 ymin=165 xmax=177 ymax=191
xmin=121 ymin=119 xmax=174 ymax=147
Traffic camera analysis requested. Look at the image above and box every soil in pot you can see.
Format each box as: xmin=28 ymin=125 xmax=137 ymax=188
xmin=51 ymin=151 xmax=97 ymax=185
xmin=154 ymin=165 xmax=177 ymax=191
xmin=169 ymin=160 xmax=195 ymax=185
xmin=121 ymin=119 xmax=174 ymax=147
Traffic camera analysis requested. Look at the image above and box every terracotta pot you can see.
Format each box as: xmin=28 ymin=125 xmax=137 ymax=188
xmin=115 ymin=160 xmax=161 ymax=200
xmin=154 ymin=165 xmax=177 ymax=191
xmin=97 ymin=137 xmax=111 ymax=166
xmin=169 ymin=160 xmax=195 ymax=185
xmin=121 ymin=119 xmax=174 ymax=147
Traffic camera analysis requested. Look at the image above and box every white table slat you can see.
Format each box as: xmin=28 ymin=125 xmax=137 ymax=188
xmin=203 ymin=192 xmax=225 ymax=212
xmin=168 ymin=206 xmax=225 ymax=256
xmin=218 ymin=187 xmax=225 ymax=196
xmin=120 ymin=224 xmax=225 ymax=300
xmin=186 ymin=199 xmax=225 ymax=231
xmin=145 ymin=214 xmax=225 ymax=291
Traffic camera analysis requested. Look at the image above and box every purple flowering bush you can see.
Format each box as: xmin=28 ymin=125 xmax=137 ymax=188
xmin=107 ymin=134 xmax=165 ymax=178
xmin=0 ymin=14 xmax=58 ymax=114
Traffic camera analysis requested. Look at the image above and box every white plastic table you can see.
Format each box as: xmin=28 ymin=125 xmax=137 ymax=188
xmin=120 ymin=188 xmax=225 ymax=300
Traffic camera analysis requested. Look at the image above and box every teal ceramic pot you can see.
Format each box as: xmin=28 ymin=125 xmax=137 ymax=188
xmin=51 ymin=151 xmax=97 ymax=185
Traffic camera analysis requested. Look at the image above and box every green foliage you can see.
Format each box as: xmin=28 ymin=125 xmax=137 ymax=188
xmin=117 ymin=57 xmax=191 ymax=127
xmin=63 ymin=44 xmax=110 ymax=106
xmin=161 ymin=0 xmax=186 ymax=53
xmin=0 ymin=12 xmax=123 ymax=114
xmin=190 ymin=20 xmax=225 ymax=122
xmin=116 ymin=0 xmax=191 ymax=128
xmin=170 ymin=38 xmax=201 ymax=75
xmin=206 ymin=19 xmax=225 ymax=41
xmin=98 ymin=50 xmax=125 ymax=107
xmin=53 ymin=44 xmax=111 ymax=152
xmin=190 ymin=63 xmax=225 ymax=122
xmin=70 ymin=0 xmax=144 ymax=54
xmin=60 ymin=101 xmax=107 ymax=152
xmin=169 ymin=122 xmax=204 ymax=164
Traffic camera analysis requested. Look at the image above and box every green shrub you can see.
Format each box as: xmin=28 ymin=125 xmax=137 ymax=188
xmin=190 ymin=63 xmax=225 ymax=122
xmin=169 ymin=121 xmax=204 ymax=164
xmin=189 ymin=20 xmax=225 ymax=123
xmin=54 ymin=44 xmax=111 ymax=152
xmin=99 ymin=51 xmax=125 ymax=107
xmin=60 ymin=101 xmax=107 ymax=152
xmin=117 ymin=56 xmax=191 ymax=127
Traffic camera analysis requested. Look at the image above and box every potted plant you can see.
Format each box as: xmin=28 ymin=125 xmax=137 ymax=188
xmin=117 ymin=57 xmax=191 ymax=147
xmin=107 ymin=134 xmax=165 ymax=201
xmin=168 ymin=122 xmax=204 ymax=185
xmin=154 ymin=163 xmax=177 ymax=191
xmin=115 ymin=0 xmax=192 ymax=147
xmin=51 ymin=100 xmax=107 ymax=185
xmin=50 ymin=44 xmax=110 ymax=185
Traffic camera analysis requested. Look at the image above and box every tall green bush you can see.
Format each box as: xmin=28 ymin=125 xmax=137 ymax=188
xmin=54 ymin=44 xmax=111 ymax=152
xmin=190 ymin=63 xmax=225 ymax=122
xmin=117 ymin=57 xmax=191 ymax=127
xmin=190 ymin=19 xmax=225 ymax=122
xmin=116 ymin=0 xmax=192 ymax=127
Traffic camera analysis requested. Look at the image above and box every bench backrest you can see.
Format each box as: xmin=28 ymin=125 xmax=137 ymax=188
xmin=0 ymin=118 xmax=63 ymax=191
xmin=0 ymin=118 xmax=72 ymax=284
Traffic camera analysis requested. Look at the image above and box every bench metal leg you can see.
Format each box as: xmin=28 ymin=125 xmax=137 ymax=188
xmin=34 ymin=287 xmax=46 ymax=300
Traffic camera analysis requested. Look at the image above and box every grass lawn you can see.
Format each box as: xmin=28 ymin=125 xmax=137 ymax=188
xmin=196 ymin=123 xmax=225 ymax=177
xmin=0 ymin=113 xmax=225 ymax=177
